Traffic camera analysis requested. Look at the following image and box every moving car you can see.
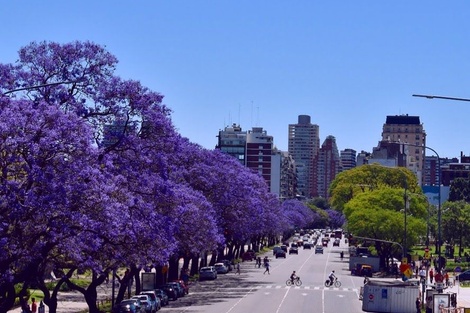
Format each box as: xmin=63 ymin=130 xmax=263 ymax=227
xmin=303 ymin=243 xmax=312 ymax=249
xmin=315 ymin=245 xmax=324 ymax=254
xmin=275 ymin=250 xmax=287 ymax=258
xmin=289 ymin=247 xmax=299 ymax=255
xmin=273 ymin=246 xmax=282 ymax=255
xmin=333 ymin=239 xmax=340 ymax=247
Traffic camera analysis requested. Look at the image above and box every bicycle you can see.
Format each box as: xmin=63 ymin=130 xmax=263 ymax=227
xmin=324 ymin=277 xmax=341 ymax=287
xmin=286 ymin=277 xmax=302 ymax=286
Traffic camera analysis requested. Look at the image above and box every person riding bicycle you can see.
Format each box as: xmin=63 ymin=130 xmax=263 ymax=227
xmin=290 ymin=271 xmax=297 ymax=283
xmin=328 ymin=270 xmax=336 ymax=285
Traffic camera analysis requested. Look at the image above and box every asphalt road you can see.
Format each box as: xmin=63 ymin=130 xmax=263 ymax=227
xmin=162 ymin=237 xmax=364 ymax=313
xmin=10 ymin=235 xmax=470 ymax=312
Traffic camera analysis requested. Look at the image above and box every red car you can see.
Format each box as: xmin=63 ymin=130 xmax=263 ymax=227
xmin=172 ymin=279 xmax=189 ymax=295
xmin=242 ymin=250 xmax=256 ymax=261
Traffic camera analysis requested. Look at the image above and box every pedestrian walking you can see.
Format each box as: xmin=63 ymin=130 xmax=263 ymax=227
xmin=30 ymin=298 xmax=37 ymax=313
xmin=236 ymin=262 xmax=240 ymax=274
xmin=429 ymin=268 xmax=434 ymax=284
xmin=257 ymin=257 xmax=262 ymax=268
xmin=415 ymin=297 xmax=421 ymax=313
xmin=264 ymin=261 xmax=270 ymax=274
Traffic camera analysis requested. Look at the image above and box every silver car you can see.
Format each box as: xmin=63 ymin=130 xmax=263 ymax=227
xmin=199 ymin=266 xmax=217 ymax=280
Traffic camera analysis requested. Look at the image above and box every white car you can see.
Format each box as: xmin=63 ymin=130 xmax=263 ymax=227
xmin=214 ymin=262 xmax=229 ymax=274
xmin=199 ymin=266 xmax=217 ymax=280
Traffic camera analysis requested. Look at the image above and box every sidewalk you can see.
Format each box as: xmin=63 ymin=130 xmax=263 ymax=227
xmin=8 ymin=286 xmax=111 ymax=313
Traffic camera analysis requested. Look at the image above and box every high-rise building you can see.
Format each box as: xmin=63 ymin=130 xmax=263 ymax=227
xmin=216 ymin=124 xmax=247 ymax=165
xmin=246 ymin=127 xmax=273 ymax=188
xmin=381 ymin=115 xmax=426 ymax=184
xmin=271 ymin=150 xmax=297 ymax=200
xmin=313 ymin=135 xmax=341 ymax=198
xmin=340 ymin=148 xmax=357 ymax=171
xmin=288 ymin=115 xmax=320 ymax=199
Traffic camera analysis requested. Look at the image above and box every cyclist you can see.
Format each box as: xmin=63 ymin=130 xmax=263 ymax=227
xmin=328 ymin=270 xmax=336 ymax=285
xmin=290 ymin=271 xmax=297 ymax=284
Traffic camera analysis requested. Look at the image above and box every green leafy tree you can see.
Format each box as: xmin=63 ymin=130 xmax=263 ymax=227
xmin=449 ymin=177 xmax=470 ymax=202
xmin=329 ymin=164 xmax=420 ymax=213
xmin=441 ymin=201 xmax=470 ymax=256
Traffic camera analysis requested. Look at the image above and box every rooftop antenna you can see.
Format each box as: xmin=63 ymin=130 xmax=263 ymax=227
xmin=251 ymin=100 xmax=253 ymax=128
xmin=238 ymin=102 xmax=241 ymax=127
xmin=256 ymin=103 xmax=260 ymax=126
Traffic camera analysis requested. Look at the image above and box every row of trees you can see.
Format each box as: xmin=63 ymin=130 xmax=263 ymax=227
xmin=0 ymin=41 xmax=321 ymax=313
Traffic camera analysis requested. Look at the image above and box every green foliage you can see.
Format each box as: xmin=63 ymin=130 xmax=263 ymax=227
xmin=329 ymin=164 xmax=420 ymax=212
xmin=45 ymin=278 xmax=90 ymax=291
xmin=441 ymin=200 xmax=470 ymax=255
xmin=449 ymin=177 xmax=470 ymax=202
xmin=330 ymin=165 xmax=427 ymax=259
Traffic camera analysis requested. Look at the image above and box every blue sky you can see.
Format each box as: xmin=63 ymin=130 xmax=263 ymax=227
xmin=1 ymin=1 xmax=469 ymax=159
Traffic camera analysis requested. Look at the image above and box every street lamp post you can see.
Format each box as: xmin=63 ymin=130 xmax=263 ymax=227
xmin=413 ymin=92 xmax=470 ymax=271
xmin=399 ymin=142 xmax=442 ymax=270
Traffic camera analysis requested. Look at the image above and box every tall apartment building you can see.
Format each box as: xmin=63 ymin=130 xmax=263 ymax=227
xmin=381 ymin=115 xmax=426 ymax=184
xmin=216 ymin=124 xmax=289 ymax=195
xmin=340 ymin=148 xmax=357 ymax=171
xmin=216 ymin=124 xmax=247 ymax=165
xmin=288 ymin=115 xmax=320 ymax=199
xmin=313 ymin=135 xmax=341 ymax=198
xmin=246 ymin=127 xmax=273 ymax=189
xmin=271 ymin=150 xmax=297 ymax=200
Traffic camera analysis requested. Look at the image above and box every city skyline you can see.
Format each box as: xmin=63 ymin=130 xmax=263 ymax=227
xmin=1 ymin=1 xmax=469 ymax=159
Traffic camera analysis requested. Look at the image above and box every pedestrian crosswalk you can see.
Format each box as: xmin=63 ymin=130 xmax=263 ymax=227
xmin=255 ymin=285 xmax=358 ymax=292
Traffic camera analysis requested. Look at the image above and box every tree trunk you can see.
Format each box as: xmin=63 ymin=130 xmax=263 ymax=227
xmin=0 ymin=281 xmax=16 ymax=313
xmin=190 ymin=255 xmax=199 ymax=276
xmin=168 ymin=256 xmax=180 ymax=281
xmin=209 ymin=250 xmax=217 ymax=266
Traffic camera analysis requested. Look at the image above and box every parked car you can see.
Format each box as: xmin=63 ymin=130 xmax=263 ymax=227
xmin=154 ymin=289 xmax=169 ymax=306
xmin=220 ymin=259 xmax=233 ymax=271
xmin=156 ymin=284 xmax=178 ymax=301
xmin=140 ymin=290 xmax=160 ymax=312
xmin=275 ymin=250 xmax=287 ymax=258
xmin=214 ymin=262 xmax=229 ymax=274
xmin=166 ymin=281 xmax=185 ymax=298
xmin=315 ymin=245 xmax=324 ymax=254
xmin=242 ymin=250 xmax=256 ymax=261
xmin=351 ymin=264 xmax=373 ymax=277
xmin=289 ymin=247 xmax=299 ymax=254
xmin=118 ymin=299 xmax=138 ymax=313
xmin=199 ymin=266 xmax=217 ymax=280
xmin=456 ymin=270 xmax=470 ymax=281
xmin=131 ymin=295 xmax=152 ymax=313
xmin=121 ymin=299 xmax=145 ymax=313
xmin=172 ymin=279 xmax=189 ymax=295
